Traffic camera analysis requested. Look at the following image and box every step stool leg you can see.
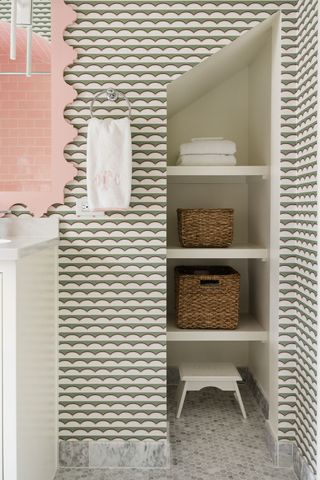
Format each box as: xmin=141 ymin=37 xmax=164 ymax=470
xmin=176 ymin=381 xmax=188 ymax=419
xmin=234 ymin=382 xmax=247 ymax=419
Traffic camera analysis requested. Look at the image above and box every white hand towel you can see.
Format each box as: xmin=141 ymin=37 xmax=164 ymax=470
xmin=177 ymin=154 xmax=237 ymax=166
xmin=87 ymin=117 xmax=132 ymax=210
xmin=180 ymin=139 xmax=236 ymax=155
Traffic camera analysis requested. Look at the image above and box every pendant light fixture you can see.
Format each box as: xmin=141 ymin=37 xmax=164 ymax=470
xmin=10 ymin=0 xmax=33 ymax=76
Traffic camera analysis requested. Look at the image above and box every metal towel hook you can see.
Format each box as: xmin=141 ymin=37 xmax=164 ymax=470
xmin=90 ymin=88 xmax=132 ymax=119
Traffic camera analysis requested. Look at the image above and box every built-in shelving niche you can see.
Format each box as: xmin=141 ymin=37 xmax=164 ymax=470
xmin=166 ymin=14 xmax=281 ymax=430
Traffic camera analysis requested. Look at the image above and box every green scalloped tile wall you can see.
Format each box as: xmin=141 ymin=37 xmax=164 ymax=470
xmin=60 ymin=0 xmax=319 ymax=473
xmin=62 ymin=0 xmax=294 ymax=445
xmin=291 ymin=0 xmax=318 ymax=473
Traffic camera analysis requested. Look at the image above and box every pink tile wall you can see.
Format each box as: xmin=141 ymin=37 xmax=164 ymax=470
xmin=0 ymin=21 xmax=51 ymax=73
xmin=0 ymin=20 xmax=51 ymax=192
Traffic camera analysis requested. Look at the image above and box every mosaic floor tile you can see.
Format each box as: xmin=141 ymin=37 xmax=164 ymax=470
xmin=55 ymin=386 xmax=297 ymax=480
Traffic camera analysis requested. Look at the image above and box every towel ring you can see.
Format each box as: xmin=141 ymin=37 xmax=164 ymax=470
xmin=90 ymin=88 xmax=132 ymax=119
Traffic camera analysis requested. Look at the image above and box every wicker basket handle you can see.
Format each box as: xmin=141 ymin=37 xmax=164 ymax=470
xmin=200 ymin=279 xmax=220 ymax=287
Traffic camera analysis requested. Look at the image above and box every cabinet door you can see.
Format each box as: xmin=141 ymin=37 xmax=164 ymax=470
xmin=1 ymin=265 xmax=17 ymax=480
xmin=0 ymin=273 xmax=2 ymax=480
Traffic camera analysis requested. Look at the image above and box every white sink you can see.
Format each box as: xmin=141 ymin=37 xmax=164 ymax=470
xmin=0 ymin=239 xmax=11 ymax=244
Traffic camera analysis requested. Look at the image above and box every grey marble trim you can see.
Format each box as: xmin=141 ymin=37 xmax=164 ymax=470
xmin=293 ymin=443 xmax=316 ymax=480
xmin=264 ymin=424 xmax=295 ymax=470
xmin=264 ymin=424 xmax=316 ymax=479
xmin=279 ymin=442 xmax=293 ymax=469
xmin=237 ymin=366 xmax=250 ymax=383
xmin=167 ymin=366 xmax=180 ymax=386
xmin=59 ymin=441 xmax=89 ymax=467
xmin=243 ymin=368 xmax=269 ymax=419
xmin=264 ymin=421 xmax=279 ymax=466
xmin=59 ymin=440 xmax=170 ymax=469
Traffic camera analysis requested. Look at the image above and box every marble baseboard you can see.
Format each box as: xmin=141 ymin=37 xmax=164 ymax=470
xmin=264 ymin=424 xmax=316 ymax=480
xmin=59 ymin=441 xmax=89 ymax=467
xmin=278 ymin=441 xmax=293 ymax=469
xmin=59 ymin=440 xmax=170 ymax=469
xmin=264 ymin=421 xmax=294 ymax=469
xmin=264 ymin=423 xmax=293 ymax=468
xmin=237 ymin=366 xmax=250 ymax=383
xmin=293 ymin=443 xmax=316 ymax=480
xmin=167 ymin=366 xmax=179 ymax=385
xmin=243 ymin=368 xmax=269 ymax=419
xmin=264 ymin=421 xmax=278 ymax=465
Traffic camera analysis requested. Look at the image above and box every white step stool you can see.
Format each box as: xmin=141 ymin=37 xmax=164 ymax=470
xmin=176 ymin=362 xmax=247 ymax=419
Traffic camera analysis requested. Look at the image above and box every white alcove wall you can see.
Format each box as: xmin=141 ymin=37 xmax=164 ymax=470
xmin=167 ymin=67 xmax=249 ymax=166
xmin=166 ymin=13 xmax=281 ymax=436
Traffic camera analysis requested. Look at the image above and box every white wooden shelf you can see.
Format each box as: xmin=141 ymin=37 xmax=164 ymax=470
xmin=167 ymin=314 xmax=268 ymax=342
xmin=167 ymin=165 xmax=269 ymax=179
xmin=167 ymin=244 xmax=268 ymax=260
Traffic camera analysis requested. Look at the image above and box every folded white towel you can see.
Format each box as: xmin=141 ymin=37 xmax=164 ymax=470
xmin=87 ymin=117 xmax=132 ymax=210
xmin=177 ymin=154 xmax=237 ymax=166
xmin=191 ymin=137 xmax=224 ymax=142
xmin=180 ymin=139 xmax=236 ymax=155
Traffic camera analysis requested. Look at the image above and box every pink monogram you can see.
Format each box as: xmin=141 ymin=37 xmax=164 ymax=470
xmin=94 ymin=170 xmax=120 ymax=190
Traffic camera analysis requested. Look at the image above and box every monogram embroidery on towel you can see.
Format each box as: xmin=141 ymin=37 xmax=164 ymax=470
xmin=94 ymin=169 xmax=120 ymax=190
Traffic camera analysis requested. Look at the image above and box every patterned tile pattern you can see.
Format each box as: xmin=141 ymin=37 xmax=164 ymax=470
xmin=59 ymin=0 xmax=298 ymax=444
xmin=290 ymin=0 xmax=319 ymax=474
xmin=54 ymin=385 xmax=297 ymax=480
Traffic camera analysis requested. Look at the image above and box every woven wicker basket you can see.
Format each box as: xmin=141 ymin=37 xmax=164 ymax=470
xmin=175 ymin=266 xmax=240 ymax=329
xmin=177 ymin=208 xmax=233 ymax=248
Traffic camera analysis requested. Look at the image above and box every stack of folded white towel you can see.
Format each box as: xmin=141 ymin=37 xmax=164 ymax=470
xmin=177 ymin=137 xmax=237 ymax=166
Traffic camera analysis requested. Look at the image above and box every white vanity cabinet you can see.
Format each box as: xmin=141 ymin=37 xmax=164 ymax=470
xmin=0 ymin=219 xmax=58 ymax=480
xmin=0 ymin=272 xmax=3 ymax=478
